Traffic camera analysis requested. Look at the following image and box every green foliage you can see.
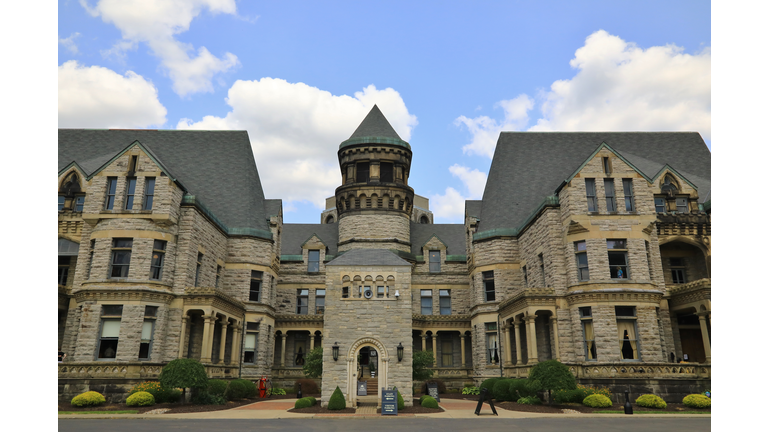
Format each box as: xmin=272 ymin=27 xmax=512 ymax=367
xmin=328 ymin=386 xmax=346 ymax=410
xmin=126 ymin=391 xmax=155 ymax=407
xmin=528 ymin=360 xmax=577 ymax=392
xmin=412 ymin=350 xmax=435 ymax=380
xmin=191 ymin=391 xmax=227 ymax=405
xmin=636 ymin=394 xmax=667 ymax=409
xmin=305 ymin=396 xmax=317 ymax=406
xmin=583 ymin=394 xmax=613 ymax=408
xmin=159 ymin=358 xmax=208 ymax=391
xmin=462 ymin=386 xmax=480 ymax=395
xmin=396 ymin=387 xmax=405 ymax=410
xmin=303 ymin=347 xmax=324 ymax=378
xmin=294 ymin=397 xmax=314 ymax=409
xmin=517 ymin=396 xmax=542 ymax=405
xmin=294 ymin=379 xmax=320 ymax=394
xmin=682 ymin=394 xmax=711 ymax=409
xmin=508 ymin=379 xmax=538 ymax=399
xmin=71 ymin=391 xmax=106 ymax=407
xmin=420 ymin=395 xmax=439 ymax=409
xmin=479 ymin=378 xmax=501 ymax=399
xmin=493 ymin=379 xmax=516 ymax=401
xmin=128 ymin=381 xmax=180 ymax=404
xmin=269 ymin=387 xmax=286 ymax=396
xmin=553 ymin=388 xmax=587 ymax=404
xmin=206 ymin=380 xmax=228 ymax=397
xmin=234 ymin=379 xmax=258 ymax=398
xmin=420 ymin=379 xmax=446 ymax=394
xmin=225 ymin=380 xmax=247 ymax=400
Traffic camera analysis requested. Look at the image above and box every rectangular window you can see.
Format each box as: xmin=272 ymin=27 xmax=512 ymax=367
xmin=342 ymin=286 xmax=349 ymax=298
xmin=74 ymin=196 xmax=85 ymax=212
xmin=486 ymin=323 xmax=499 ymax=364
xmin=654 ymin=197 xmax=666 ymax=213
xmin=376 ymin=286 xmax=385 ymax=299
xmin=603 ymin=157 xmax=612 ymax=174
xmin=150 ymin=240 xmax=166 ymax=280
xmin=315 ymin=289 xmax=325 ymax=314
xmin=87 ymin=239 xmax=95 ymax=279
xmin=421 ymin=289 xmax=433 ymax=315
xmin=539 ymin=253 xmax=546 ymax=286
xmin=439 ymin=289 xmax=451 ymax=315
xmin=109 ymin=238 xmax=132 ymax=278
xmin=429 ymin=250 xmax=441 ymax=273
xmin=604 ymin=178 xmax=616 ymax=212
xmin=356 ymin=162 xmax=369 ymax=183
xmin=522 ymin=265 xmax=528 ymax=287
xmin=607 ymin=239 xmax=629 ymax=279
xmin=215 ymin=265 xmax=222 ymax=288
xmin=580 ymin=307 xmax=597 ymax=360
xmin=585 ymin=178 xmax=597 ymax=212
xmin=139 ymin=306 xmax=158 ymax=360
xmin=670 ymin=258 xmax=686 ymax=284
xmin=124 ymin=177 xmax=137 ymax=210
xmin=58 ymin=256 xmax=70 ymax=286
xmin=616 ymin=306 xmax=639 ymax=360
xmin=622 ymin=179 xmax=634 ymax=211
xmin=249 ymin=271 xmax=262 ymax=301
xmin=194 ymin=253 xmax=203 ymax=287
xmin=105 ymin=177 xmax=117 ymax=210
xmin=128 ymin=155 xmax=138 ymax=172
xmin=575 ymin=241 xmax=589 ymax=281
xmin=58 ymin=195 xmax=65 ymax=211
xmin=441 ymin=339 xmax=454 ymax=367
xmin=244 ymin=322 xmax=259 ymax=363
xmin=97 ymin=305 xmax=122 ymax=359
xmin=297 ymin=289 xmax=309 ymax=314
xmin=143 ymin=177 xmax=155 ymax=210
xmin=308 ymin=250 xmax=320 ymax=272
xmin=676 ymin=197 xmax=689 ymax=213
xmin=483 ymin=271 xmax=495 ymax=302
xmin=380 ymin=162 xmax=394 ymax=183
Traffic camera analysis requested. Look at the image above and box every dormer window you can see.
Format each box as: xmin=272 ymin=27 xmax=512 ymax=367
xmin=585 ymin=179 xmax=597 ymax=212
xmin=125 ymin=178 xmax=137 ymax=210
xmin=105 ymin=177 xmax=117 ymax=210
xmin=308 ymin=250 xmax=320 ymax=272
xmin=675 ymin=197 xmax=689 ymax=213
xmin=429 ymin=250 xmax=440 ymax=273
xmin=74 ymin=196 xmax=85 ymax=212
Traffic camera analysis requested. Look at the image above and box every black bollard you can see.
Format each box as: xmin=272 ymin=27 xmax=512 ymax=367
xmin=624 ymin=389 xmax=633 ymax=414
xmin=297 ymin=383 xmax=303 ymax=399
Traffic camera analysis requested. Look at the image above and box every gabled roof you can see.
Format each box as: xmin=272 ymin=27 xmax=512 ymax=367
xmin=281 ymin=223 xmax=339 ymax=255
xmin=325 ymin=249 xmax=411 ymax=266
xmin=410 ymin=223 xmax=466 ymax=256
xmin=58 ymin=129 xmax=270 ymax=231
xmin=479 ymin=132 xmax=711 ymax=232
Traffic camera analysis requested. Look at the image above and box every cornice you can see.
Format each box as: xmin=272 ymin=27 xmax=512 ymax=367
xmin=74 ymin=288 xmax=174 ymax=304
xmin=566 ymin=290 xmax=663 ymax=306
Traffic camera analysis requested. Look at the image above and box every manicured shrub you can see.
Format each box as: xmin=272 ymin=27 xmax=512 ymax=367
xmin=269 ymin=387 xmax=287 ymax=396
xmin=528 ymin=360 xmax=577 ymax=403
xmin=396 ymin=387 xmax=405 ymax=410
xmin=207 ymin=379 xmax=228 ymax=397
xmin=128 ymin=381 xmax=181 ymax=404
xmin=583 ymin=394 xmax=612 ymax=408
xmin=462 ymin=386 xmax=480 ymax=395
xmin=305 ymin=396 xmax=317 ymax=406
xmin=191 ymin=391 xmax=227 ymax=405
xmin=682 ymin=394 xmax=711 ymax=409
xmin=294 ymin=379 xmax=320 ymax=394
xmin=328 ymin=386 xmax=346 ymax=410
xmin=492 ymin=379 xmax=516 ymax=401
xmin=71 ymin=391 xmax=106 ymax=407
xmin=479 ymin=378 xmax=501 ymax=399
xmin=294 ymin=397 xmax=314 ymax=409
xmin=420 ymin=379 xmax=446 ymax=394
xmin=517 ymin=396 xmax=542 ymax=405
xmin=234 ymin=379 xmax=258 ymax=398
xmin=159 ymin=358 xmax=208 ymax=402
xmin=508 ymin=379 xmax=537 ymax=399
xmin=421 ymin=395 xmax=439 ymax=409
xmin=553 ymin=388 xmax=588 ymax=404
xmin=126 ymin=391 xmax=155 ymax=407
xmin=636 ymin=394 xmax=667 ymax=409
xmin=225 ymin=380 xmax=247 ymax=401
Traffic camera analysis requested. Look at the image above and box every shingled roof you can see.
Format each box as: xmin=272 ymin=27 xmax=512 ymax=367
xmin=348 ymin=105 xmax=403 ymax=140
xmin=479 ymin=132 xmax=711 ymax=232
xmin=325 ymin=249 xmax=411 ymax=266
xmin=281 ymin=223 xmax=339 ymax=256
xmin=410 ymin=223 xmax=466 ymax=256
xmin=58 ymin=129 xmax=270 ymax=231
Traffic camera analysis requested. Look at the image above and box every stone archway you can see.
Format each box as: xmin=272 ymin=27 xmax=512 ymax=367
xmin=346 ymin=337 xmax=389 ymax=406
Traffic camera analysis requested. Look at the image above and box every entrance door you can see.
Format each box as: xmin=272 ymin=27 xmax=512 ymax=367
xmin=360 ymin=347 xmax=370 ymax=365
xmin=679 ymin=328 xmax=706 ymax=363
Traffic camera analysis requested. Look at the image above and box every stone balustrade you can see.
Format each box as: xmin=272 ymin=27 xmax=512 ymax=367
xmin=58 ymin=361 xmax=238 ymax=380
xmin=500 ymin=361 xmax=710 ymax=380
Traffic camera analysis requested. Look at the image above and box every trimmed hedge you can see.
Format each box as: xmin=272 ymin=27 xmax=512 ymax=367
xmin=396 ymin=387 xmax=405 ymax=410
xmin=71 ymin=391 xmax=106 ymax=407
xmin=294 ymin=397 xmax=315 ymax=409
xmin=128 ymin=381 xmax=181 ymax=404
xmin=328 ymin=386 xmax=346 ymax=410
xmin=583 ymin=394 xmax=612 ymax=408
xmin=421 ymin=395 xmax=439 ymax=409
xmin=682 ymin=394 xmax=711 ymax=409
xmin=234 ymin=379 xmax=258 ymax=398
xmin=207 ymin=379 xmax=228 ymax=397
xmin=508 ymin=379 xmax=537 ymax=399
xmin=225 ymin=380 xmax=247 ymax=401
xmin=492 ymin=379 xmax=515 ymax=402
xmin=636 ymin=394 xmax=667 ymax=409
xmin=126 ymin=391 xmax=155 ymax=407
xmin=479 ymin=378 xmax=501 ymax=399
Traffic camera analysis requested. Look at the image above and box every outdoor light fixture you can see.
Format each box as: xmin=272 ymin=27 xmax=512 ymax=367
xmin=332 ymin=342 xmax=339 ymax=361
xmin=397 ymin=342 xmax=404 ymax=362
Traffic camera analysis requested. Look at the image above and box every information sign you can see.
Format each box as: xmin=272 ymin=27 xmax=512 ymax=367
xmin=357 ymin=381 xmax=367 ymax=396
xmin=427 ymin=383 xmax=441 ymax=402
xmin=381 ymin=389 xmax=398 ymax=415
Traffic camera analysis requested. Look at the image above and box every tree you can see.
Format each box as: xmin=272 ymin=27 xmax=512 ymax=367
xmin=412 ymin=350 xmax=434 ymax=380
xmin=527 ymin=360 xmax=577 ymax=404
xmin=159 ymin=358 xmax=208 ymax=403
xmin=302 ymin=346 xmax=323 ymax=378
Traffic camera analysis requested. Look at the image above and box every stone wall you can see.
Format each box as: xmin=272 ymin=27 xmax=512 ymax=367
xmin=338 ymin=214 xmax=410 ymax=253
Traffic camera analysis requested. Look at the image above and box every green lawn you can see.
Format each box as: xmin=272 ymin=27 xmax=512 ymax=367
xmin=58 ymin=410 xmax=139 ymax=415
xmin=594 ymin=410 xmax=710 ymax=414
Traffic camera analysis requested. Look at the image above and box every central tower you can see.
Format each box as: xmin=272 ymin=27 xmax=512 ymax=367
xmin=335 ymin=105 xmax=414 ymax=253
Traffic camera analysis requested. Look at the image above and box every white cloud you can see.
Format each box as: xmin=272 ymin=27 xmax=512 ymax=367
xmin=59 ymin=32 xmax=81 ymax=54
xmin=457 ymin=30 xmax=711 ymax=157
xmin=58 ymin=60 xmax=167 ymax=128
xmin=177 ymin=78 xmax=418 ymax=209
xmin=80 ymin=0 xmax=239 ymax=96
xmin=430 ymin=164 xmax=487 ymax=222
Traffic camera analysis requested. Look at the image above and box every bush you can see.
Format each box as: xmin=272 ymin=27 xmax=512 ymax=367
xmin=294 ymin=379 xmax=320 ymax=394
xmin=225 ymin=380 xmax=247 ymax=401
xmin=294 ymin=397 xmax=314 ymax=409
xmin=583 ymin=394 xmax=613 ymax=408
xmin=159 ymin=358 xmax=208 ymax=402
xmin=128 ymin=381 xmax=181 ymax=404
xmin=420 ymin=379 xmax=446 ymax=394
xmin=682 ymin=394 xmax=711 ymax=409
xmin=421 ymin=395 xmax=439 ymax=409
xmin=396 ymin=387 xmax=405 ymax=410
xmin=413 ymin=351 xmax=435 ymax=380
xmin=234 ymin=379 xmax=258 ymax=398
xmin=191 ymin=391 xmax=227 ymax=405
xmin=636 ymin=394 xmax=667 ymax=409
xmin=302 ymin=347 xmax=324 ymax=379
xmin=479 ymin=378 xmax=501 ymax=398
xmin=269 ymin=388 xmax=287 ymax=396
xmin=493 ymin=379 xmax=516 ymax=402
xmin=71 ymin=391 xmax=106 ymax=407
xmin=462 ymin=386 xmax=480 ymax=395
xmin=304 ymin=396 xmax=317 ymax=406
xmin=126 ymin=391 xmax=155 ymax=407
xmin=328 ymin=386 xmax=346 ymax=410
xmin=207 ymin=379 xmax=228 ymax=397
xmin=528 ymin=360 xmax=577 ymax=403
xmin=517 ymin=396 xmax=542 ymax=405
xmin=508 ymin=379 xmax=537 ymax=399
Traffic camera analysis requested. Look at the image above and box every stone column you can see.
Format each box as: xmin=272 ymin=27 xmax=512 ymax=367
xmin=697 ymin=312 xmax=711 ymax=363
xmin=178 ymin=315 xmax=189 ymax=359
xmin=310 ymin=332 xmax=315 ymax=351
xmin=201 ymin=314 xmax=215 ymax=363
xmin=503 ymin=323 xmax=513 ymax=366
xmin=218 ymin=320 xmax=229 ymax=364
xmin=460 ymin=334 xmax=467 ymax=368
xmin=526 ymin=314 xmax=538 ymax=364
xmin=421 ymin=332 xmax=427 ymax=351
xmin=431 ymin=332 xmax=438 ymax=367
xmin=231 ymin=325 xmax=241 ymax=365
xmin=280 ymin=333 xmax=288 ymax=367
xmin=513 ymin=320 xmax=522 ymax=366
xmin=550 ymin=315 xmax=561 ymax=361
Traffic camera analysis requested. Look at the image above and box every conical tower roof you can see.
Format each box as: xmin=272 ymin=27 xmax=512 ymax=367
xmin=340 ymin=105 xmax=411 ymax=150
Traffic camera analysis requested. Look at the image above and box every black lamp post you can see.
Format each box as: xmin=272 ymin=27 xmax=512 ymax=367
xmin=397 ymin=343 xmax=404 ymax=362
xmin=332 ymin=342 xmax=339 ymax=361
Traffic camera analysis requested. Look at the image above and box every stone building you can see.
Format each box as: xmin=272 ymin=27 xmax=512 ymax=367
xmin=58 ymin=106 xmax=711 ymax=406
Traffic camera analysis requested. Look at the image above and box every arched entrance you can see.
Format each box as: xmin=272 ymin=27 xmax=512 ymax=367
xmin=346 ymin=337 xmax=389 ymax=406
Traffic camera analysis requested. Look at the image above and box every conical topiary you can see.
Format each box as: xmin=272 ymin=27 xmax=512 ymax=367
xmin=394 ymin=386 xmax=405 ymax=409
xmin=328 ymin=386 xmax=346 ymax=410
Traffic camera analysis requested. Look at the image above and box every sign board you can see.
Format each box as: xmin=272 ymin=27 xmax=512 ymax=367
xmin=357 ymin=381 xmax=367 ymax=396
xmin=427 ymin=383 xmax=441 ymax=402
xmin=381 ymin=389 xmax=398 ymax=415
xmin=474 ymin=387 xmax=498 ymax=416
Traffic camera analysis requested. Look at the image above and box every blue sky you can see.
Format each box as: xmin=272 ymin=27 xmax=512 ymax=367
xmin=58 ymin=0 xmax=711 ymax=223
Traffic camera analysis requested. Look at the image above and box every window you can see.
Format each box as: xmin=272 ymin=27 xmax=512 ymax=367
xmin=97 ymin=305 xmax=122 ymax=359
xmin=441 ymin=339 xmax=454 ymax=367
xmin=622 ymin=179 xmax=634 ymax=211
xmin=539 ymin=253 xmax=546 ymax=286
xmin=74 ymin=196 xmax=85 ymax=212
xmin=575 ymin=241 xmax=589 ymax=281
xmin=297 ymin=289 xmax=309 ymax=314
xmin=342 ymin=286 xmax=349 ymax=299
xmin=585 ymin=178 xmax=597 ymax=212
xmin=616 ymin=306 xmax=639 ymax=360
xmin=109 ymin=238 xmax=132 ymax=278
xmin=420 ymin=289 xmax=433 ymax=315
xmin=486 ymin=323 xmax=499 ymax=364
xmin=602 ymin=157 xmax=612 ymax=174
xmin=125 ymin=177 xmax=137 ymax=209
xmin=143 ymin=177 xmax=156 ymax=210
xmin=139 ymin=306 xmax=158 ymax=360
xmin=607 ymin=239 xmax=629 ymax=279
xmin=670 ymin=258 xmax=686 ymax=284
xmin=654 ymin=197 xmax=666 ymax=213
xmin=439 ymin=289 xmax=451 ymax=315
xmin=604 ymin=178 xmax=616 ymax=212
xmin=105 ymin=177 xmax=117 ymax=210
xmin=380 ymin=162 xmax=394 ymax=183
xmin=675 ymin=197 xmax=689 ymax=213
xmin=249 ymin=271 xmax=262 ymax=301
xmin=244 ymin=322 xmax=259 ymax=363
xmin=58 ymin=195 xmax=65 ymax=211
xmin=429 ymin=250 xmax=441 ymax=273
xmin=87 ymin=239 xmax=95 ymax=279
xmin=522 ymin=266 xmax=528 ymax=287
xmin=580 ymin=307 xmax=597 ymax=360
xmin=215 ymin=265 xmax=222 ymax=288
xmin=376 ymin=286 xmax=385 ymax=298
xmin=150 ymin=240 xmax=166 ymax=280
xmin=308 ymin=250 xmax=320 ymax=272
xmin=58 ymin=256 xmax=70 ymax=285
xmin=194 ymin=253 xmax=203 ymax=287
xmin=316 ymin=289 xmax=325 ymax=314
xmin=483 ymin=271 xmax=495 ymax=301
xmin=356 ymin=162 xmax=369 ymax=183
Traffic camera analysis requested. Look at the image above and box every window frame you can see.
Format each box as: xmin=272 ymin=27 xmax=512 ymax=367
xmin=150 ymin=240 xmax=166 ymax=281
xmin=243 ymin=322 xmax=259 ymax=364
xmin=215 ymin=265 xmax=222 ymax=288
xmin=143 ymin=177 xmax=156 ymax=210
xmin=307 ymin=250 xmax=320 ymax=272
xmin=109 ymin=238 xmax=132 ymax=279
xmin=249 ymin=271 xmax=262 ymax=302
xmin=124 ymin=177 xmax=137 ymax=210
xmin=315 ymin=289 xmax=325 ymax=314
xmin=585 ymin=178 xmax=598 ymax=212
xmin=194 ymin=252 xmax=203 ymax=287
xmin=380 ymin=162 xmax=394 ymax=183
xmin=670 ymin=258 xmax=687 ymax=284
xmin=607 ymin=239 xmax=629 ymax=280
xmin=428 ymin=250 xmax=441 ymax=273
xmin=97 ymin=305 xmax=122 ymax=360
xmin=420 ymin=289 xmax=433 ymax=315
xmin=604 ymin=178 xmax=616 ymax=212
xmin=104 ymin=177 xmax=117 ymax=210
xmin=138 ymin=306 xmax=158 ymax=360
xmin=58 ymin=256 xmax=70 ymax=286
xmin=579 ymin=307 xmax=597 ymax=361
xmin=439 ymin=289 xmax=451 ymax=315
xmin=654 ymin=197 xmax=666 ymax=213
xmin=356 ymin=162 xmax=370 ymax=183
xmin=58 ymin=195 xmax=66 ymax=211
xmin=74 ymin=195 xmax=85 ymax=212
xmin=297 ymin=289 xmax=309 ymax=314
xmin=539 ymin=253 xmax=547 ymax=286
xmin=574 ymin=241 xmax=589 ymax=281
xmin=483 ymin=271 xmax=495 ymax=302
xmin=485 ymin=322 xmax=499 ymax=364
xmin=615 ymin=306 xmax=640 ymax=361
xmin=675 ymin=196 xmax=689 ymax=213
xmin=622 ymin=178 xmax=635 ymax=212
xmin=441 ymin=339 xmax=454 ymax=367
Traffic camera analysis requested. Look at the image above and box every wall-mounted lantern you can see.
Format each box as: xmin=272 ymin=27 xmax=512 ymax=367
xmin=397 ymin=342 xmax=404 ymax=362
xmin=332 ymin=342 xmax=339 ymax=361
